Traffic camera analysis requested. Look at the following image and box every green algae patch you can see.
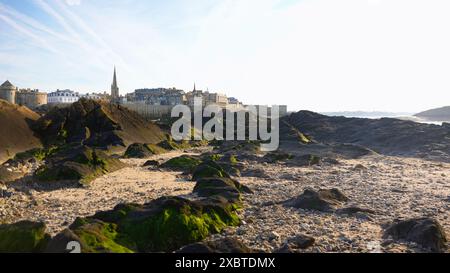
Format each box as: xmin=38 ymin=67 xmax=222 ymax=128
xmin=0 ymin=221 xmax=50 ymax=253
xmin=13 ymin=146 xmax=59 ymax=162
xmin=70 ymin=221 xmax=133 ymax=253
xmin=160 ymin=155 xmax=201 ymax=172
xmin=56 ymin=196 xmax=241 ymax=253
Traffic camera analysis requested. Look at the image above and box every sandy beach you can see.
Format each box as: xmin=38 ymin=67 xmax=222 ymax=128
xmin=2 ymin=148 xmax=448 ymax=253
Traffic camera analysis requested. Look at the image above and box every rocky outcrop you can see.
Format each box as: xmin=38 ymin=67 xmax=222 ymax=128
xmin=283 ymin=111 xmax=450 ymax=161
xmin=0 ymin=100 xmax=42 ymax=164
xmin=34 ymin=145 xmax=127 ymax=186
xmin=32 ymin=98 xmax=165 ymax=150
xmin=383 ymin=218 xmax=447 ymax=252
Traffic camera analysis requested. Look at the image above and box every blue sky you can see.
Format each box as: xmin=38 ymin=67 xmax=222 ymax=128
xmin=1 ymin=0 xmax=450 ymax=112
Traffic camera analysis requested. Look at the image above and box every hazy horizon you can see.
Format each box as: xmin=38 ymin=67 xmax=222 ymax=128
xmin=1 ymin=0 xmax=450 ymax=113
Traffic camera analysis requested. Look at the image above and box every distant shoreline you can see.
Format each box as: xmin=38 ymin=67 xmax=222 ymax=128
xmin=321 ymin=112 xmax=447 ymax=125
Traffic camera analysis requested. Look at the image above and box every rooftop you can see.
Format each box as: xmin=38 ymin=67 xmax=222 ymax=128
xmin=0 ymin=80 xmax=16 ymax=89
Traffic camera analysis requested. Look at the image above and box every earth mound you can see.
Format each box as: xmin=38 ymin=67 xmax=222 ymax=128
xmin=0 ymin=100 xmax=42 ymax=164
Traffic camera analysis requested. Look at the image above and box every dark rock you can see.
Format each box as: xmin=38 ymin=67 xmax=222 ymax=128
xmin=275 ymin=234 xmax=315 ymax=253
xmin=284 ymin=188 xmax=349 ymax=212
xmin=124 ymin=143 xmax=166 ymax=158
xmin=0 ymin=221 xmax=51 ymax=253
xmin=176 ymin=238 xmax=253 ymax=253
xmin=383 ymin=218 xmax=447 ymax=252
xmin=143 ymin=160 xmax=159 ymax=167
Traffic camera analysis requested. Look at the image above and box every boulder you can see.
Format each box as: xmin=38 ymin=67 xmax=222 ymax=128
xmin=124 ymin=143 xmax=166 ymax=158
xmin=284 ymin=188 xmax=349 ymax=212
xmin=0 ymin=221 xmax=50 ymax=253
xmin=383 ymin=218 xmax=447 ymax=252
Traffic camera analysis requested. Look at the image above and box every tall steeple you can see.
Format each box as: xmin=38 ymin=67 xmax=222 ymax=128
xmin=193 ymin=83 xmax=196 ymax=92
xmin=111 ymin=66 xmax=119 ymax=100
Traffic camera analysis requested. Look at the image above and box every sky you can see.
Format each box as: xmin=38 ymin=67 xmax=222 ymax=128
xmin=0 ymin=0 xmax=450 ymax=113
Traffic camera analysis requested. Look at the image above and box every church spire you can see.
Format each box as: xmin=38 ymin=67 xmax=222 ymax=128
xmin=113 ymin=66 xmax=117 ymax=86
xmin=193 ymin=82 xmax=196 ymax=92
xmin=111 ymin=66 xmax=119 ymax=100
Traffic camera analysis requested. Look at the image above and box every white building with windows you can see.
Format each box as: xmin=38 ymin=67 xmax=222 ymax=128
xmin=47 ymin=89 xmax=80 ymax=104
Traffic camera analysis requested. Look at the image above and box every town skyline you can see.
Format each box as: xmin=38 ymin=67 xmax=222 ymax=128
xmin=1 ymin=0 xmax=450 ymax=113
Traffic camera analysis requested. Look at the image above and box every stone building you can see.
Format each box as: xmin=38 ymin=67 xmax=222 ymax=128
xmin=186 ymin=85 xmax=228 ymax=108
xmin=82 ymin=92 xmax=111 ymax=101
xmin=0 ymin=80 xmax=17 ymax=104
xmin=16 ymin=89 xmax=48 ymax=109
xmin=133 ymin=88 xmax=186 ymax=105
xmin=0 ymin=80 xmax=48 ymax=109
xmin=48 ymin=89 xmax=80 ymax=104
